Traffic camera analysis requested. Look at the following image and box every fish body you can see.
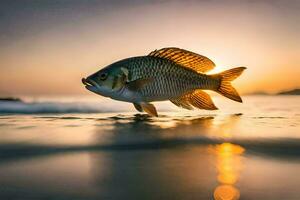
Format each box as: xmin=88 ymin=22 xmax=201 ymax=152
xmin=82 ymin=47 xmax=246 ymax=116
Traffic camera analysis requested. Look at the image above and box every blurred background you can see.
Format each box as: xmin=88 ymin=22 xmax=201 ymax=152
xmin=0 ymin=0 xmax=299 ymax=97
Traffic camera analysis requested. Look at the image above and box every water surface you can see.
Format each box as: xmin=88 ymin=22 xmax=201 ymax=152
xmin=0 ymin=96 xmax=299 ymax=200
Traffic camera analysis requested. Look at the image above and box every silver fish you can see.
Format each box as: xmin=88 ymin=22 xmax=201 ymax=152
xmin=82 ymin=47 xmax=246 ymax=116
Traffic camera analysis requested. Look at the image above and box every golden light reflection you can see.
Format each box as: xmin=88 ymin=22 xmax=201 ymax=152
xmin=214 ymin=185 xmax=240 ymax=200
xmin=151 ymin=120 xmax=178 ymax=129
xmin=213 ymin=143 xmax=245 ymax=200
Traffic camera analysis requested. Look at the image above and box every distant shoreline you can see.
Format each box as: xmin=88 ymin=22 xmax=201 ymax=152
xmin=0 ymin=97 xmax=22 ymax=102
xmin=245 ymin=88 xmax=300 ymax=96
xmin=277 ymin=89 xmax=300 ymax=95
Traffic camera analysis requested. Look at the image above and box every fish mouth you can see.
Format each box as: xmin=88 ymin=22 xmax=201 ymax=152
xmin=82 ymin=78 xmax=99 ymax=90
xmin=82 ymin=78 xmax=92 ymax=86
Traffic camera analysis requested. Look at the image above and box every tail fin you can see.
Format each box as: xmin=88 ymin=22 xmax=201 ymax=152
xmin=214 ymin=67 xmax=246 ymax=103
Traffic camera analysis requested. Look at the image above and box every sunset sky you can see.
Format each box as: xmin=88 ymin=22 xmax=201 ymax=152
xmin=1 ymin=0 xmax=299 ymax=96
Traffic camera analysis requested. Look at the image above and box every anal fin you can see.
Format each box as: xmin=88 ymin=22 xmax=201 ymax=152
xmin=189 ymin=90 xmax=218 ymax=110
xmin=170 ymin=90 xmax=218 ymax=110
xmin=170 ymin=97 xmax=193 ymax=110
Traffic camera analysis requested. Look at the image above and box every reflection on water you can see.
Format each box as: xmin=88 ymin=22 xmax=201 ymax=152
xmin=211 ymin=115 xmax=244 ymax=200
xmin=213 ymin=143 xmax=244 ymax=200
xmin=90 ymin=114 xmax=245 ymax=199
xmin=96 ymin=114 xmax=216 ymax=145
xmin=214 ymin=185 xmax=240 ymax=200
xmin=0 ymin=103 xmax=300 ymax=199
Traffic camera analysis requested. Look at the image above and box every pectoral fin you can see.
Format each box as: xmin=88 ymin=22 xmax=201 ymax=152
xmin=120 ymin=67 xmax=129 ymax=79
xmin=126 ymin=78 xmax=153 ymax=91
xmin=140 ymin=102 xmax=158 ymax=117
xmin=133 ymin=103 xmax=143 ymax=112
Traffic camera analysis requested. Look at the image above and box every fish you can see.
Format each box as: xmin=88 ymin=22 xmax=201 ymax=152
xmin=82 ymin=47 xmax=246 ymax=117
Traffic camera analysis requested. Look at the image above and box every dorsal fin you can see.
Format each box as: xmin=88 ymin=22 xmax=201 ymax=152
xmin=148 ymin=47 xmax=215 ymax=73
xmin=170 ymin=90 xmax=218 ymax=110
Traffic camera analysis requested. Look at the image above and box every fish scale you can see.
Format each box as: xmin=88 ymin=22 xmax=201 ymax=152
xmin=123 ymin=56 xmax=217 ymax=101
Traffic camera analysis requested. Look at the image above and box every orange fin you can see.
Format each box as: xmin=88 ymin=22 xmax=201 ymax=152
xmin=214 ymin=67 xmax=246 ymax=102
xmin=170 ymin=90 xmax=217 ymax=110
xmin=189 ymin=90 xmax=218 ymax=110
xmin=170 ymin=97 xmax=193 ymax=110
xmin=148 ymin=47 xmax=215 ymax=73
xmin=140 ymin=103 xmax=158 ymax=117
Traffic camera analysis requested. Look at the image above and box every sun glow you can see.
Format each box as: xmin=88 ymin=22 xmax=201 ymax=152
xmin=208 ymin=66 xmax=228 ymax=74
xmin=0 ymin=0 xmax=299 ymax=96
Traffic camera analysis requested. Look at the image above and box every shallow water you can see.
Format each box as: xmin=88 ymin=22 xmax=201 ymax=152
xmin=0 ymin=96 xmax=299 ymax=200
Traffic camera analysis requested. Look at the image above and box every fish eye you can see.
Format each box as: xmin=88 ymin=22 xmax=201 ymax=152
xmin=99 ymin=72 xmax=108 ymax=80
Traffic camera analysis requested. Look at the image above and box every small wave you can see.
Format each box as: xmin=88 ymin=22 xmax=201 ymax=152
xmin=0 ymin=101 xmax=128 ymax=114
xmin=253 ymin=116 xmax=286 ymax=119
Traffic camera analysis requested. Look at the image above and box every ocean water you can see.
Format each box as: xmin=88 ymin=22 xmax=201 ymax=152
xmin=0 ymin=95 xmax=299 ymax=200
